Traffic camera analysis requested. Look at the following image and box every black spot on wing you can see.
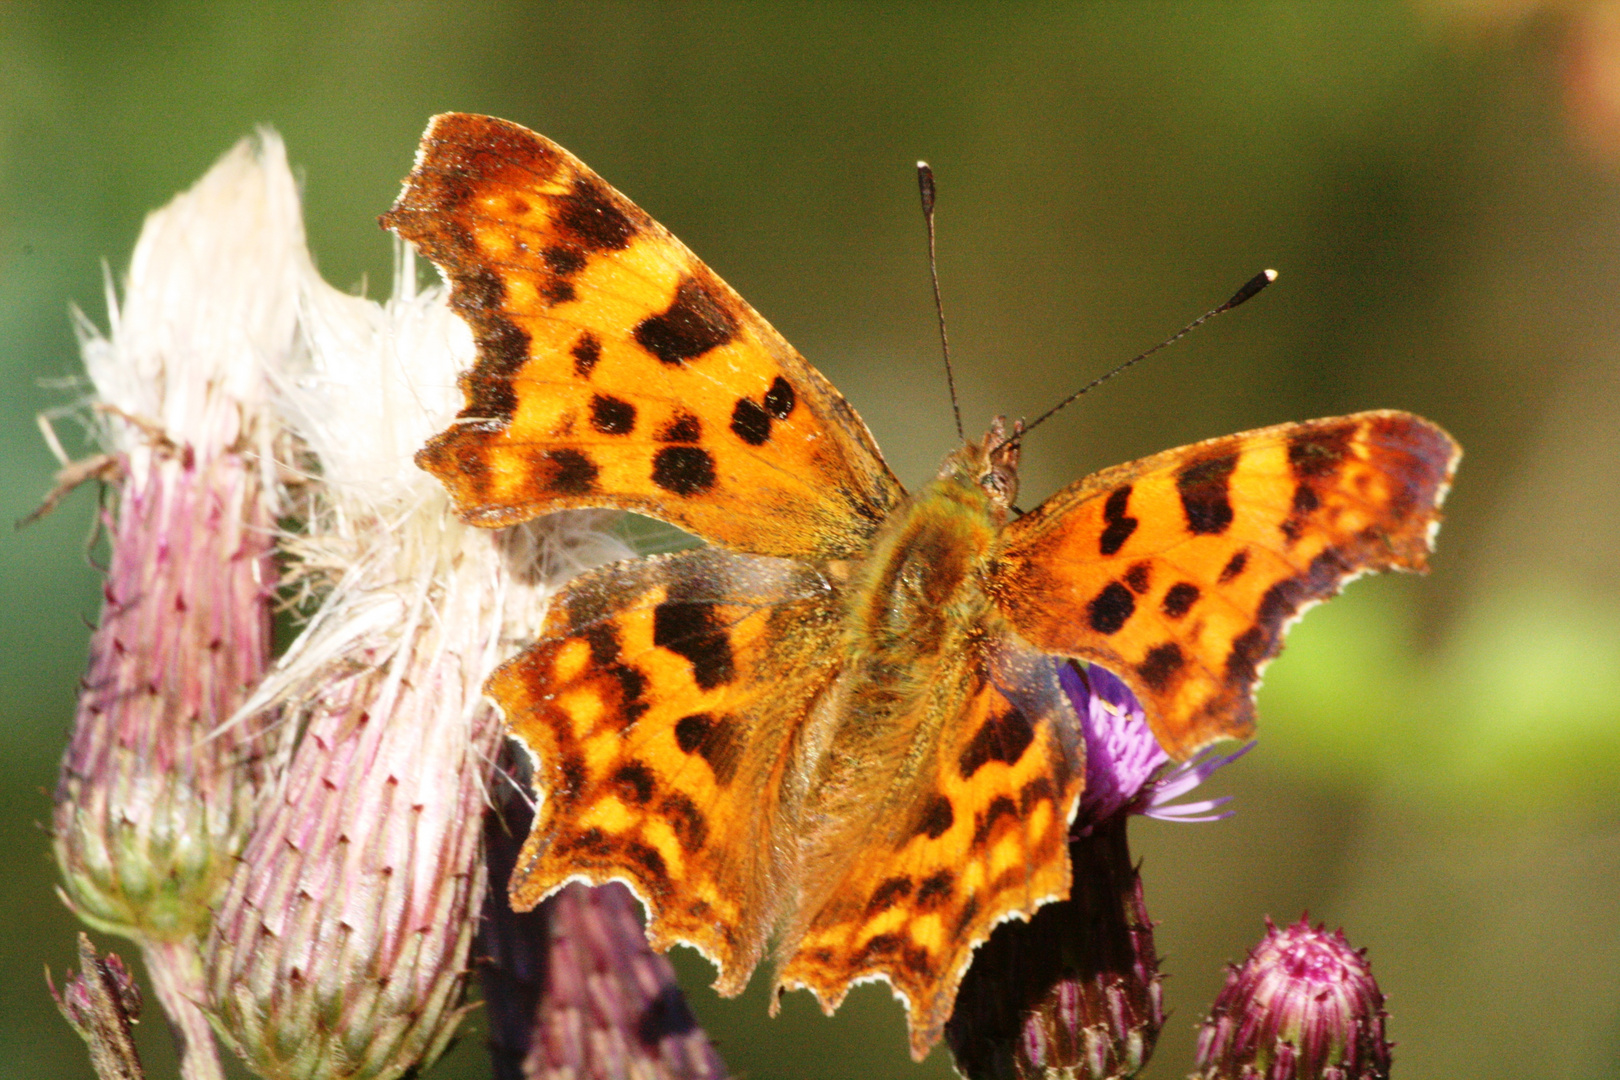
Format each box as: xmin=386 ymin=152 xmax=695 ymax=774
xmin=1087 ymin=581 xmax=1136 ymax=635
xmin=959 ymin=707 xmax=1035 ymax=778
xmin=1123 ymin=561 xmax=1152 ymax=594
xmin=764 ymin=376 xmax=796 ymax=419
xmin=553 ymin=174 xmax=638 ymax=253
xmin=971 ymin=795 xmax=1021 ymax=846
xmin=866 ymin=877 xmax=914 ymax=917
xmin=1288 ymin=422 xmax=1355 ymax=478
xmin=653 ymin=602 xmax=735 ymax=690
xmin=589 ymin=394 xmax=637 ymax=435
xmin=1291 ymin=483 xmax=1320 ymax=515
xmin=633 ymin=275 xmax=740 ymax=365
xmin=1019 ymin=776 xmax=1056 ymax=814
xmin=657 ymin=412 xmax=702 ymax=442
xmin=456 ymin=265 xmax=510 ymax=323
xmin=673 ymin=712 xmax=743 ymax=786
xmin=606 ymin=664 xmax=649 ymax=726
xmin=610 ymin=761 xmax=656 ymax=805
xmin=557 ymin=757 xmax=587 ymax=804
xmin=915 ymin=795 xmax=955 ymax=839
xmin=1136 ymin=642 xmax=1186 ymax=693
xmin=542 ymin=245 xmax=585 ymax=276
xmin=730 ymin=397 xmax=772 ymax=445
xmin=916 ymin=870 xmax=954 ymax=908
xmin=651 ymin=446 xmax=717 ymax=496
xmin=571 ymin=332 xmax=601 ymax=377
xmin=1099 ymin=485 xmax=1138 ymax=556
xmin=1219 ymin=549 xmax=1249 ymax=584
xmin=1161 ymin=582 xmax=1200 ymax=619
xmin=657 ymin=791 xmax=708 ymax=853
xmin=1177 ymin=454 xmax=1237 ymax=535
xmin=579 ymin=623 xmax=621 ymax=665
xmin=622 ymin=840 xmax=669 ymax=889
xmin=540 ymin=448 xmax=598 ymax=494
xmin=1281 ymin=480 xmax=1321 ymax=542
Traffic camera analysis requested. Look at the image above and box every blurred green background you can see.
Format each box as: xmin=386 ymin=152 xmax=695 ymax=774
xmin=5 ymin=2 xmax=1619 ymax=1077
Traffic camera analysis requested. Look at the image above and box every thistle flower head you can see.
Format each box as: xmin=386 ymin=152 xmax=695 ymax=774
xmin=1192 ymin=917 xmax=1391 ymax=1080
xmin=204 ymin=227 xmax=630 ymax=1080
xmin=51 ymin=131 xmax=300 ymax=946
xmin=46 ymin=133 xmax=308 ymax=1080
xmin=1060 ymin=662 xmax=1251 ymax=833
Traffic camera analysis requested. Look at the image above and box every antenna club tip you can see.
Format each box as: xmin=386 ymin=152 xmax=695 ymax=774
xmin=1223 ymin=268 xmax=1277 ymax=310
xmin=917 ymin=160 xmax=931 ymax=170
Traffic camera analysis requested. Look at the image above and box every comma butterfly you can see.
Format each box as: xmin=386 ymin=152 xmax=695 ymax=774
xmin=381 ymin=114 xmax=1459 ymax=1059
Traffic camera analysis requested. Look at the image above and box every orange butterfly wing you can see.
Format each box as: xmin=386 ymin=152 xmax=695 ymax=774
xmin=986 ymin=411 xmax=1460 ymax=760
xmin=492 ymin=548 xmax=844 ymax=989
xmin=381 ymin=113 xmax=902 ymax=559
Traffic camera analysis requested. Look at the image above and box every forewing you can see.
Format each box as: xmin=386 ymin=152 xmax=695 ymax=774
xmin=383 ymin=113 xmax=903 ymax=559
xmin=774 ymin=638 xmax=1083 ymax=1060
xmin=986 ymin=410 xmax=1459 ymax=759
xmin=494 ymin=548 xmax=842 ymax=990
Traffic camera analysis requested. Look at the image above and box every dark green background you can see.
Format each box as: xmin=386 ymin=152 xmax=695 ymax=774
xmin=5 ymin=3 xmax=1619 ymax=1078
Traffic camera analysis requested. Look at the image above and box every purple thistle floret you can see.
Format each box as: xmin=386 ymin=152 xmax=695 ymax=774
xmin=1060 ymin=662 xmax=1251 ymax=831
xmin=1193 ymin=917 xmax=1392 ymax=1080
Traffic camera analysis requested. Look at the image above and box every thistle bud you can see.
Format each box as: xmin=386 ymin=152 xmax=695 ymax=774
xmin=48 ymin=933 xmax=146 ymax=1080
xmin=1191 ymin=917 xmax=1391 ymax=1080
xmin=49 ymin=133 xmax=302 ymax=1080
xmin=204 ymin=241 xmax=627 ymax=1079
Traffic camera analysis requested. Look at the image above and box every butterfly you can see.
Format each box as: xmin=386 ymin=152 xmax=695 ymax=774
xmin=381 ymin=113 xmax=1459 ymax=1059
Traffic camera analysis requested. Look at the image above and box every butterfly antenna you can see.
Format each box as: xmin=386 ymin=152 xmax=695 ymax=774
xmin=1006 ymin=268 xmax=1278 ymax=448
xmin=918 ymin=162 xmax=965 ymax=441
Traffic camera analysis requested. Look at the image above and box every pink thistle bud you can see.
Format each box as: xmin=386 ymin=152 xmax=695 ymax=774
xmin=204 ymin=242 xmax=632 ymax=1080
xmin=1192 ymin=917 xmax=1392 ymax=1080
xmin=49 ymin=133 xmax=303 ymax=1080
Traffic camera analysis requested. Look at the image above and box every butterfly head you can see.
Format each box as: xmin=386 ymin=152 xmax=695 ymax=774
xmin=938 ymin=417 xmax=1023 ymax=516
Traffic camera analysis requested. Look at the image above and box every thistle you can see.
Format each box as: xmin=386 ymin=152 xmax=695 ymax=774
xmin=48 ymin=133 xmax=303 ymax=1080
xmin=203 ymin=230 xmax=632 ymax=1079
xmin=1191 ymin=917 xmax=1391 ymax=1080
xmin=49 ymin=933 xmax=146 ymax=1080
xmin=945 ymin=663 xmax=1250 ymax=1080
